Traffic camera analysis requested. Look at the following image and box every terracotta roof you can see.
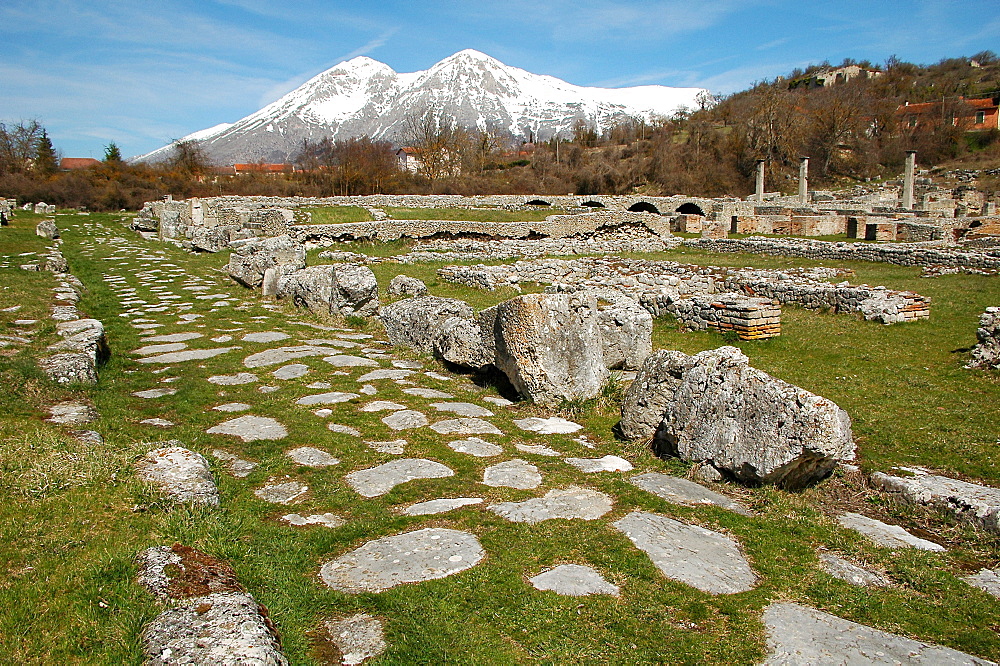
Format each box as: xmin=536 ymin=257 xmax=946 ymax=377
xmin=60 ymin=157 xmax=101 ymax=170
xmin=233 ymin=163 xmax=294 ymax=173
xmin=396 ymin=147 xmax=419 ymax=155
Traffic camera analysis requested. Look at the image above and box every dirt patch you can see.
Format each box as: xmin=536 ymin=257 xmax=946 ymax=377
xmin=165 ymin=543 xmax=244 ymax=599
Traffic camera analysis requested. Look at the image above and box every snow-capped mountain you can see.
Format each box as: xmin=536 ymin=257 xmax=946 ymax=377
xmin=136 ymin=50 xmax=706 ymax=165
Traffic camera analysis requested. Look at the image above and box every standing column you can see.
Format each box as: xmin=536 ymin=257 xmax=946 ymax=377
xmin=902 ymin=150 xmax=916 ymax=210
xmin=798 ymin=156 xmax=809 ymax=205
xmin=755 ymin=160 xmax=765 ymax=202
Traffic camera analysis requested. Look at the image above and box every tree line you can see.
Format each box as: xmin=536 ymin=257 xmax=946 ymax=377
xmin=2 ymin=52 xmax=999 ymax=211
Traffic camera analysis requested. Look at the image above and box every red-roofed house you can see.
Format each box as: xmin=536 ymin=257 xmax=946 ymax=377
xmin=233 ymin=163 xmax=294 ymax=174
xmin=395 ymin=147 xmax=421 ymax=173
xmin=60 ymin=157 xmax=102 ymax=171
xmin=898 ymin=96 xmax=1000 ymax=131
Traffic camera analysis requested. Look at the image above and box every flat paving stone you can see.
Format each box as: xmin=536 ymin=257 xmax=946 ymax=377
xmin=391 ymin=360 xmax=423 ymax=369
xmin=242 ymin=331 xmax=289 ymax=343
xmin=133 ymin=388 xmax=177 ymax=399
xmin=47 ymin=400 xmax=97 ymax=425
xmin=430 ymin=402 xmax=494 ymax=417
xmin=358 ymin=369 xmax=413 ymax=381
xmin=565 ymin=455 xmax=633 ymax=473
xmin=325 ymin=614 xmax=386 ymax=666
xmin=324 ymin=355 xmax=379 ymax=368
xmin=136 ymin=445 xmax=219 ymax=506
xmin=132 ymin=342 xmax=188 ymax=355
xmin=359 ymin=384 xmax=377 ymax=395
xmin=141 ymin=418 xmax=175 ymax=427
xmin=430 ymin=418 xmax=503 ymax=436
xmin=403 ymin=387 xmax=453 ymax=399
xmin=449 ymin=437 xmax=503 ymax=457
xmin=483 ymin=459 xmax=542 ymax=489
xmin=272 ymin=364 xmax=310 ymax=380
xmin=818 ymin=552 xmax=891 ymax=588
xmin=367 ymin=439 xmax=407 ymax=454
xmin=489 ymin=486 xmax=612 ymax=523
xmin=207 ymin=372 xmax=259 ymax=385
xmin=207 ymin=415 xmax=288 ymax=442
xmin=965 ymin=568 xmax=1000 ymax=598
xmin=137 ymin=347 xmax=235 ymax=364
xmin=142 ymin=332 xmax=202 ymax=343
xmin=382 ymin=410 xmax=428 ymax=430
xmin=329 ymin=423 xmax=362 ymax=436
xmin=296 ymin=392 xmax=360 ymax=406
xmin=613 ymin=511 xmax=757 ymax=595
xmin=345 ymin=459 xmax=454 ymax=497
xmin=255 ymin=480 xmax=308 ymax=504
xmin=212 ymin=402 xmax=252 ymax=412
xmin=286 ymin=446 xmax=340 ymax=467
xmin=320 ymin=527 xmax=484 ymax=593
xmin=630 ymin=473 xmax=751 ymax=515
xmin=307 ymin=382 xmax=332 ymax=389
xmin=424 ymin=371 xmax=451 ymax=381
xmin=763 ymin=602 xmax=991 ymax=665
xmin=244 ymin=345 xmax=341 ymax=368
xmin=211 ymin=335 xmax=233 ymax=343
xmin=514 ymin=417 xmax=582 ymax=434
xmin=212 ymin=449 xmax=258 ymax=478
xmin=259 ymin=385 xmax=280 ymax=394
xmin=483 ymin=396 xmax=514 ymax=407
xmin=529 ymin=564 xmax=620 ymax=597
xmin=282 ymin=513 xmax=345 ymax=529
xmin=873 ymin=467 xmax=1000 ymax=533
xmin=838 ymin=513 xmax=945 ymax=551
xmin=515 ymin=443 xmax=561 ymax=457
xmin=360 ymin=400 xmax=406 ymax=412
xmin=403 ymin=498 xmax=483 ymax=516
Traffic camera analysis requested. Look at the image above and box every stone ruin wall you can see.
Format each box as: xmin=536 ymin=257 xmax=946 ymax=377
xmin=437 ymin=256 xmax=930 ymax=331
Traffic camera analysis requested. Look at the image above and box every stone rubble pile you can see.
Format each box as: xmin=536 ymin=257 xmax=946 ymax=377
xmin=967 ymin=307 xmax=1000 ymax=370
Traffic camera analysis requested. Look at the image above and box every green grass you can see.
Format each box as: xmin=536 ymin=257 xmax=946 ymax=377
xmin=0 ymin=213 xmax=999 ymax=663
xmin=383 ymin=207 xmax=569 ymax=223
xmin=300 ymin=206 xmax=374 ymax=224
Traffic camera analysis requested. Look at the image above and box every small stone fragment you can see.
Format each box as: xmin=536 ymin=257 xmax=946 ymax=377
xmin=207 ymin=372 xmax=258 ymax=385
xmin=629 ymin=473 xmax=751 ymax=515
xmin=430 ymin=402 xmax=494 ymax=417
xmin=489 ymin=486 xmax=612 ymax=523
xmin=325 ymin=614 xmax=386 ymax=665
xmin=296 ymin=392 xmax=360 ymax=406
xmin=818 ymin=552 xmax=891 ymax=588
xmin=382 ymin=410 xmax=429 ymax=430
xmin=328 ymin=423 xmax=361 ymax=436
xmin=965 ymin=568 xmax=1000 ymax=598
xmin=403 ymin=387 xmax=453 ymax=399
xmin=367 ymin=439 xmax=407 ymax=455
xmin=838 ymin=513 xmax=945 ymax=551
xmin=515 ymin=443 xmax=561 ymax=457
xmin=565 ymin=455 xmax=633 ymax=473
xmin=286 ymin=446 xmax=340 ymax=467
xmin=254 ymin=481 xmax=308 ymax=504
xmin=212 ymin=402 xmax=252 ymax=412
xmin=529 ymin=564 xmax=620 ymax=597
xmin=430 ymin=418 xmax=503 ymax=435
xmin=514 ymin=417 xmax=582 ymax=434
xmin=212 ymin=449 xmax=257 ymax=478
xmin=403 ymin=497 xmax=483 ymax=516
xmin=483 ymin=459 xmax=542 ymax=489
xmin=282 ymin=513 xmax=345 ymax=528
xmin=449 ymin=437 xmax=503 ymax=457
xmin=272 ymin=364 xmax=309 ymax=380
xmin=360 ymin=400 xmax=406 ymax=412
xmin=207 ymin=415 xmax=288 ymax=442
xmin=345 ymin=459 xmax=454 ymax=497
xmin=136 ymin=444 xmax=219 ymax=506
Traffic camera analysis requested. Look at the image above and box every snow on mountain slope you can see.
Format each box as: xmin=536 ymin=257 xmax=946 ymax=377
xmin=136 ymin=50 xmax=705 ymax=165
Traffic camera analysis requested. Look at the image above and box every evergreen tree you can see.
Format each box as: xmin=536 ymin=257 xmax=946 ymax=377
xmin=103 ymin=142 xmax=123 ymax=163
xmin=33 ymin=129 xmax=59 ymax=176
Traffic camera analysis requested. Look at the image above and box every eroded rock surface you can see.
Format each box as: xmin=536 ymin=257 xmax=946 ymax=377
xmin=136 ymin=444 xmax=219 ymax=506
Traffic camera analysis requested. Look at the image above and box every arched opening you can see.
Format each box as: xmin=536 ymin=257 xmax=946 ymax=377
xmin=525 ymin=199 xmax=551 ymax=207
xmin=628 ymin=202 xmax=661 ymax=214
xmin=581 ymin=200 xmax=606 ymax=208
xmin=675 ymin=202 xmax=706 ymax=216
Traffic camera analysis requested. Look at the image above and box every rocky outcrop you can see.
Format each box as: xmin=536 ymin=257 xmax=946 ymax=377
xmin=490 ymin=293 xmax=608 ymax=407
xmin=276 ymin=264 xmax=379 ymax=317
xmin=226 ymin=235 xmax=305 ymax=289
xmin=967 ymin=307 xmax=1000 ymax=370
xmin=620 ymin=346 xmax=855 ymax=488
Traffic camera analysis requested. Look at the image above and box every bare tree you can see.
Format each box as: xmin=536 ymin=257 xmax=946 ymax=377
xmin=0 ymin=119 xmax=44 ymax=175
xmin=403 ymin=109 xmax=461 ymax=180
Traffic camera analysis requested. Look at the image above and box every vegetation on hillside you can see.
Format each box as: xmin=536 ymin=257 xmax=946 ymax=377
xmin=2 ymin=52 xmax=1000 ymax=211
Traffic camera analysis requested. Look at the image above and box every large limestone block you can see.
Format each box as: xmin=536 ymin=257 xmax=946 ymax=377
xmin=490 ymin=293 xmax=608 ymax=407
xmin=35 ymin=219 xmax=59 ymax=239
xmin=620 ymin=346 xmax=854 ymax=489
xmin=433 ymin=316 xmax=493 ymax=370
xmin=277 ymin=264 xmax=379 ymax=317
xmin=597 ymin=297 xmax=653 ymax=370
xmin=379 ymin=296 xmax=475 ymax=355
xmin=226 ymin=235 xmax=305 ymax=289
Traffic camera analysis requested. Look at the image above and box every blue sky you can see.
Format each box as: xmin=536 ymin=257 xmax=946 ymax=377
xmin=2 ymin=0 xmax=998 ymax=159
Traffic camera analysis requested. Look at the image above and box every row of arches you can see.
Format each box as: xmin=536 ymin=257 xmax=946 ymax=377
xmin=524 ymin=199 xmax=706 ymax=216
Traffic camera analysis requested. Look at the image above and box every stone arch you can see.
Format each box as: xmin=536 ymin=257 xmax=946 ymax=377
xmin=581 ymin=200 xmax=606 ymax=208
xmin=676 ymin=202 xmax=706 ymax=216
xmin=627 ymin=201 xmax=661 ymax=214
xmin=525 ymin=199 xmax=551 ymax=207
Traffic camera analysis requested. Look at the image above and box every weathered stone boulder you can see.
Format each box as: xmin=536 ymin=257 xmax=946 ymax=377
xmin=967 ymin=307 xmax=1000 ymax=370
xmin=39 ymin=352 xmax=98 ymax=385
xmin=191 ymin=226 xmax=233 ymax=253
xmin=276 ymin=264 xmax=379 ymax=317
xmin=43 ymin=251 xmax=69 ymax=273
xmin=388 ymin=274 xmax=428 ymax=297
xmin=136 ymin=444 xmax=220 ymax=506
xmin=620 ymin=346 xmax=855 ymax=488
xmin=433 ymin=316 xmax=493 ymax=370
xmin=380 ymin=296 xmax=475 ymax=355
xmin=597 ymin=297 xmax=653 ymax=370
xmin=226 ymin=235 xmax=305 ymax=289
xmin=49 ymin=319 xmax=109 ymax=365
xmin=35 ymin=219 xmax=58 ymax=239
xmin=489 ymin=293 xmax=608 ymax=407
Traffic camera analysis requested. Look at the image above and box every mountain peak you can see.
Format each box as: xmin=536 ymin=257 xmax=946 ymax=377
xmin=436 ymin=49 xmax=503 ymax=67
xmin=333 ymin=56 xmax=394 ymax=74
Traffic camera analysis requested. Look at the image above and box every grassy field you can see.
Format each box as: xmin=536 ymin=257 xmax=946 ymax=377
xmin=0 ymin=212 xmax=998 ymax=663
xmin=300 ymin=206 xmax=374 ymax=224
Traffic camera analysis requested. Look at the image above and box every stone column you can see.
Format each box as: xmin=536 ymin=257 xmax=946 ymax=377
xmin=798 ymin=157 xmax=809 ymax=204
xmin=902 ymin=150 xmax=916 ymax=210
xmin=755 ymin=160 xmax=765 ymax=202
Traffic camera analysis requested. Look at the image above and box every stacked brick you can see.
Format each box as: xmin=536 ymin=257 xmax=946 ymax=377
xmin=708 ymin=296 xmax=782 ymax=339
